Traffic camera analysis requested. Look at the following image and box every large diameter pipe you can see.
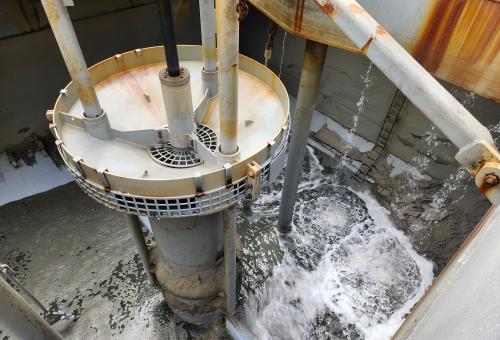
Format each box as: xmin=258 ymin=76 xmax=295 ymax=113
xmin=314 ymin=0 xmax=494 ymax=149
xmin=199 ymin=0 xmax=217 ymax=72
xmin=278 ymin=40 xmax=328 ymax=233
xmin=223 ymin=204 xmax=237 ymax=314
xmin=41 ymin=0 xmax=103 ymax=118
xmin=216 ymin=0 xmax=239 ymax=155
xmin=0 ymin=277 xmax=63 ymax=340
xmin=157 ymin=0 xmax=181 ymax=77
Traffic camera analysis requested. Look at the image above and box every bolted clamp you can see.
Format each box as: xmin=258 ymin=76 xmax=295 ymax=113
xmin=246 ymin=161 xmax=262 ymax=200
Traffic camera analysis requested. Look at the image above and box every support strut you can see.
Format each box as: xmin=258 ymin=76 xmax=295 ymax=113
xmin=124 ymin=215 xmax=155 ymax=286
xmin=0 ymin=277 xmax=63 ymax=340
xmin=278 ymin=40 xmax=328 ymax=233
xmin=41 ymin=0 xmax=103 ymax=119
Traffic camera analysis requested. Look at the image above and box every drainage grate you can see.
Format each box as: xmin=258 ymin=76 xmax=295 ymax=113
xmin=196 ymin=125 xmax=218 ymax=151
xmin=149 ymin=144 xmax=202 ymax=168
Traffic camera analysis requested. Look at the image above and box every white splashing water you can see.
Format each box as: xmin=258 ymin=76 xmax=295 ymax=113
xmin=241 ymin=147 xmax=434 ymax=340
xmin=341 ymin=63 xmax=373 ymax=167
xmin=278 ymin=31 xmax=288 ymax=79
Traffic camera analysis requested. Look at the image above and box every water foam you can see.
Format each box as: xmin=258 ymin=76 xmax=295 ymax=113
xmin=241 ymin=148 xmax=434 ymax=340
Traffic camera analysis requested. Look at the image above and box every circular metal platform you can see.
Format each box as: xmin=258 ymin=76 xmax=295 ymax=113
xmin=49 ymin=45 xmax=289 ymax=217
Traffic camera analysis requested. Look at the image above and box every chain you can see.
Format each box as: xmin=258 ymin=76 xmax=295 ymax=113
xmin=236 ymin=0 xmax=249 ymax=21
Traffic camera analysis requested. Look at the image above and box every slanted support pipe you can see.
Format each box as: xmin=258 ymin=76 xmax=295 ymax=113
xmin=223 ymin=204 xmax=237 ymax=315
xmin=0 ymin=277 xmax=63 ymax=340
xmin=41 ymin=0 xmax=103 ymax=119
xmin=216 ymin=0 xmax=240 ymax=157
xmin=313 ymin=0 xmax=494 ymax=149
xmin=313 ymin=0 xmax=500 ymax=205
xmin=278 ymin=40 xmax=328 ymax=233
xmin=200 ymin=0 xmax=218 ymax=97
xmin=124 ymin=215 xmax=155 ymax=286
xmin=42 ymin=0 xmax=111 ymax=140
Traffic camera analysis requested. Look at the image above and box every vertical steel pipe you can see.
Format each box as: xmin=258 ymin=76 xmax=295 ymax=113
xmin=313 ymin=0 xmax=494 ymax=149
xmin=278 ymin=40 xmax=328 ymax=233
xmin=223 ymin=204 xmax=237 ymax=314
xmin=199 ymin=0 xmax=217 ymax=72
xmin=0 ymin=277 xmax=63 ymax=340
xmin=200 ymin=0 xmax=218 ymax=97
xmin=157 ymin=0 xmax=181 ymax=77
xmin=41 ymin=0 xmax=103 ymax=118
xmin=216 ymin=0 xmax=239 ymax=155
xmin=124 ymin=214 xmax=155 ymax=286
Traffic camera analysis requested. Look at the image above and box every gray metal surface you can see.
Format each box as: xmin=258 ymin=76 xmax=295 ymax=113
xmin=278 ymin=40 xmax=328 ymax=233
xmin=149 ymin=213 xmax=225 ymax=323
xmin=150 ymin=214 xmax=223 ymax=271
xmin=0 ymin=277 xmax=63 ymax=340
xmin=394 ymin=206 xmax=500 ymax=339
xmin=124 ymin=214 xmax=155 ymax=285
xmin=223 ymin=204 xmax=237 ymax=314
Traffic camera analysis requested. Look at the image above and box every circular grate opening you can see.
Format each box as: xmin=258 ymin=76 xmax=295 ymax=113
xmin=149 ymin=144 xmax=202 ymax=168
xmin=196 ymin=125 xmax=218 ymax=151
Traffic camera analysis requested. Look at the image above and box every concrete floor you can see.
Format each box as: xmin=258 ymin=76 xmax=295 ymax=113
xmin=0 ymin=183 xmax=217 ymax=339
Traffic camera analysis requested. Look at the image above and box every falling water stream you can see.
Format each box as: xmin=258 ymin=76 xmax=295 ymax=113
xmin=341 ymin=63 xmax=373 ymax=167
xmin=278 ymin=31 xmax=288 ymax=79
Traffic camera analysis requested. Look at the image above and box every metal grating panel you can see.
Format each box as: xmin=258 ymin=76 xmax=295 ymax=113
xmin=149 ymin=144 xmax=203 ymax=168
xmin=196 ymin=125 xmax=218 ymax=151
xmin=72 ymin=174 xmax=248 ymax=217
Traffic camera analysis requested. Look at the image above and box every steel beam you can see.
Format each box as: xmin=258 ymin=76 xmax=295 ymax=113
xmin=278 ymin=40 xmax=328 ymax=233
xmin=313 ymin=0 xmax=500 ymax=205
xmin=313 ymin=0 xmax=494 ymax=150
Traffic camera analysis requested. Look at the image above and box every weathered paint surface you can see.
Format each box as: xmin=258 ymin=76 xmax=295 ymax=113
xmin=413 ymin=0 xmax=500 ymax=102
xmin=248 ymin=0 xmax=500 ymax=102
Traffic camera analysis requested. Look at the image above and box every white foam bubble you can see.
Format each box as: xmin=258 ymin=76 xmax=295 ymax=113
xmin=243 ymin=148 xmax=434 ymax=340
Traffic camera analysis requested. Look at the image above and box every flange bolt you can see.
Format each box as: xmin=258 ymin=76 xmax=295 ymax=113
xmin=484 ymin=173 xmax=499 ymax=188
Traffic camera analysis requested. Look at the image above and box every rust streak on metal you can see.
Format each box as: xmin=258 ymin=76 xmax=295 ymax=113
xmin=375 ymin=25 xmax=388 ymax=36
xmin=347 ymin=3 xmax=366 ymax=14
xmin=412 ymin=0 xmax=500 ymax=102
xmin=360 ymin=36 xmax=373 ymax=54
xmin=293 ymin=0 xmax=306 ymax=32
xmin=413 ymin=0 xmax=467 ymax=73
xmin=202 ymin=46 xmax=217 ymax=64
xmin=315 ymin=0 xmax=335 ymax=16
xmin=480 ymin=173 xmax=499 ymax=193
